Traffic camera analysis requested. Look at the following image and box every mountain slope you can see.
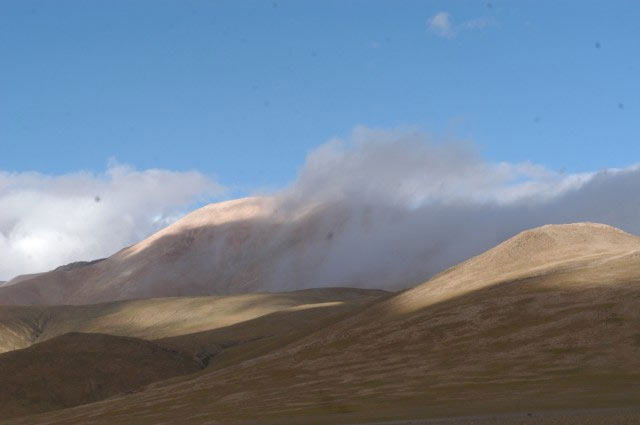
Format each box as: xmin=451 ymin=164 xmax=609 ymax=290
xmin=0 ymin=288 xmax=387 ymax=354
xmin=0 ymin=332 xmax=201 ymax=420
xmin=0 ymin=198 xmax=278 ymax=304
xmin=10 ymin=223 xmax=640 ymax=424
xmin=0 ymin=288 xmax=387 ymax=421
xmin=0 ymin=197 xmax=380 ymax=304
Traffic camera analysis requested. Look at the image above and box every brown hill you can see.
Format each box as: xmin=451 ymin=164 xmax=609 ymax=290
xmin=0 ymin=288 xmax=386 ymax=421
xmin=0 ymin=288 xmax=386 ymax=354
xmin=8 ymin=223 xmax=640 ymax=424
xmin=0 ymin=332 xmax=201 ymax=420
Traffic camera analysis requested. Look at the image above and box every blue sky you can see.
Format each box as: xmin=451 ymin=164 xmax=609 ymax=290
xmin=1 ymin=0 xmax=639 ymax=193
xmin=2 ymin=1 xmax=640 ymax=279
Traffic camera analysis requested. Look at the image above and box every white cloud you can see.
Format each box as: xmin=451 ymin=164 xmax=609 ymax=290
xmin=283 ymin=126 xmax=591 ymax=207
xmin=427 ymin=12 xmax=494 ymax=38
xmin=427 ymin=12 xmax=454 ymax=38
xmin=0 ymin=164 xmax=224 ymax=280
xmin=260 ymin=127 xmax=640 ymax=291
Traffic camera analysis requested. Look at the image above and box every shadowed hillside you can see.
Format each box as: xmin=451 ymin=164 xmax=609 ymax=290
xmin=0 ymin=288 xmax=386 ymax=421
xmin=8 ymin=223 xmax=640 ymax=424
xmin=0 ymin=332 xmax=201 ymax=420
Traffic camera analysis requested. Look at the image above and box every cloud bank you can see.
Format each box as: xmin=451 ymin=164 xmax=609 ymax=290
xmin=0 ymin=165 xmax=223 ymax=280
xmin=260 ymin=127 xmax=640 ymax=290
xmin=3 ymin=127 xmax=640 ymax=294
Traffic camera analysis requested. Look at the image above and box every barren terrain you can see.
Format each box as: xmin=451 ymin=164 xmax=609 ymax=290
xmin=0 ymin=288 xmax=386 ymax=420
xmin=1 ymin=223 xmax=639 ymax=424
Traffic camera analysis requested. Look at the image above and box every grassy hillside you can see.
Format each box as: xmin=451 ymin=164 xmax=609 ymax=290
xmin=8 ymin=223 xmax=640 ymax=424
xmin=0 ymin=288 xmax=387 ymax=421
xmin=0 ymin=288 xmax=387 ymax=353
xmin=0 ymin=333 xmax=200 ymax=420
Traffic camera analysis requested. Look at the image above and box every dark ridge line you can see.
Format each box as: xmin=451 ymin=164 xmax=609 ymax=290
xmin=53 ymin=258 xmax=106 ymax=273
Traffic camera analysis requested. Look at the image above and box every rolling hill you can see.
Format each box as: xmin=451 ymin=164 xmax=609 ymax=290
xmin=0 ymin=288 xmax=386 ymax=420
xmin=6 ymin=223 xmax=640 ymax=424
xmin=0 ymin=287 xmax=386 ymax=353
xmin=0 ymin=332 xmax=201 ymax=420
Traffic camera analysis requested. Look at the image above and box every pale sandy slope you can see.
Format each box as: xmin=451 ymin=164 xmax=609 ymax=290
xmin=10 ymin=223 xmax=640 ymax=425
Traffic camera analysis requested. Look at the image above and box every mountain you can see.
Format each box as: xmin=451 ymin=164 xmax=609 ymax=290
xmin=0 ymin=194 xmax=505 ymax=305
xmin=0 ymin=198 xmax=274 ymax=304
xmin=1 ymin=197 xmax=392 ymax=304
xmin=7 ymin=223 xmax=640 ymax=424
xmin=0 ymin=288 xmax=386 ymax=420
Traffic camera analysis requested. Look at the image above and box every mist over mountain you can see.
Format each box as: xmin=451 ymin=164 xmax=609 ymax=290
xmin=2 ymin=128 xmax=640 ymax=304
